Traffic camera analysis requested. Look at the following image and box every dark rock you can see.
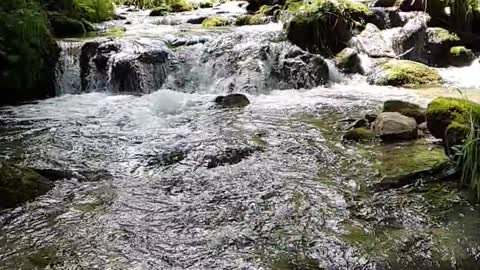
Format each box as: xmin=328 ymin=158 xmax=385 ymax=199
xmin=187 ymin=16 xmax=208 ymax=24
xmin=383 ymin=100 xmax=426 ymax=124
xmin=49 ymin=15 xmax=86 ymax=37
xmin=205 ymin=147 xmax=259 ymax=168
xmin=373 ymin=112 xmax=418 ymax=141
xmin=214 ymin=94 xmax=250 ymax=108
xmin=0 ymin=161 xmax=54 ymax=209
xmin=146 ymin=151 xmax=186 ymax=167
xmin=247 ymin=0 xmax=285 ymax=12
xmin=390 ymin=13 xmax=429 ymax=63
xmin=365 ymin=113 xmax=378 ymax=123
xmin=399 ymin=0 xmax=426 ymax=11
xmin=114 ymin=14 xmax=127 ymax=20
xmin=150 ymin=6 xmax=169 ymax=16
xmin=373 ymin=0 xmax=398 ymax=7
xmin=81 ymin=19 xmax=96 ymax=32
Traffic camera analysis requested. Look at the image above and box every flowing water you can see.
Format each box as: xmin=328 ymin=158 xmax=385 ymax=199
xmin=1 ymin=3 xmax=480 ymax=270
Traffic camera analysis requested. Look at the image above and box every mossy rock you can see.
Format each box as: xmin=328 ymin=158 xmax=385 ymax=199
xmin=285 ymin=0 xmax=370 ymax=55
xmin=214 ymin=94 xmax=250 ymax=108
xmin=202 ymin=17 xmax=230 ymax=28
xmin=426 ymin=97 xmax=480 ymax=148
xmin=0 ymin=161 xmax=54 ymax=209
xmin=170 ymin=0 xmax=194 ymax=12
xmin=199 ymin=0 xmax=214 ymax=8
xmin=150 ymin=6 xmax=170 ymax=16
xmin=258 ymin=4 xmax=281 ymax=16
xmin=448 ymin=46 xmax=475 ymax=67
xmin=49 ymin=15 xmax=86 ymax=37
xmin=368 ymin=59 xmax=442 ymax=87
xmin=427 ymin=27 xmax=460 ymax=45
xmin=343 ymin=128 xmax=375 ymax=142
xmin=383 ymin=100 xmax=426 ymax=124
xmin=235 ymin=15 xmax=269 ymax=26
xmin=335 ymin=47 xmax=363 ymax=74
xmin=426 ymin=27 xmax=461 ymax=67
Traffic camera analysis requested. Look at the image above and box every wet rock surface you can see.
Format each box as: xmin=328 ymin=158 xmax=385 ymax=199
xmin=373 ymin=112 xmax=418 ymax=141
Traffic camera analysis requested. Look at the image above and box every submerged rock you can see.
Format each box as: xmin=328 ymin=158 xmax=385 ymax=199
xmin=235 ymin=15 xmax=271 ymax=26
xmin=0 ymin=161 xmax=54 ymax=209
xmin=448 ymin=46 xmax=475 ymax=67
xmin=214 ymin=94 xmax=250 ymax=108
xmin=202 ymin=17 xmax=230 ymax=27
xmin=205 ymin=147 xmax=259 ymax=168
xmin=367 ymin=59 xmax=441 ymax=86
xmin=343 ymin=128 xmax=375 ymax=142
xmin=383 ymin=100 xmax=426 ymax=124
xmin=334 ymin=47 xmax=363 ymax=74
xmin=373 ymin=112 xmax=418 ymax=141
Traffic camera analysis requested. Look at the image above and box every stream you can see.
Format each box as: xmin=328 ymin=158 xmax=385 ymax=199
xmin=1 ymin=2 xmax=480 ymax=269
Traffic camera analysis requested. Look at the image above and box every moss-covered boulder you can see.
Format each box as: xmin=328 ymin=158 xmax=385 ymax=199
xmin=368 ymin=59 xmax=442 ymax=86
xmin=383 ymin=100 xmax=426 ymax=124
xmin=214 ymin=94 xmax=250 ymax=108
xmin=0 ymin=161 xmax=54 ymax=209
xmin=0 ymin=1 xmax=60 ymax=105
xmin=150 ymin=6 xmax=170 ymax=16
xmin=202 ymin=17 xmax=230 ymax=28
xmin=426 ymin=97 xmax=480 ymax=149
xmin=285 ymin=0 xmax=371 ymax=55
xmin=258 ymin=4 xmax=281 ymax=16
xmin=425 ymin=27 xmax=461 ymax=66
xmin=343 ymin=128 xmax=375 ymax=142
xmin=49 ymin=14 xmax=86 ymax=37
xmin=169 ymin=0 xmax=193 ymax=12
xmin=335 ymin=47 xmax=363 ymax=74
xmin=235 ymin=15 xmax=270 ymax=26
xmin=448 ymin=46 xmax=475 ymax=67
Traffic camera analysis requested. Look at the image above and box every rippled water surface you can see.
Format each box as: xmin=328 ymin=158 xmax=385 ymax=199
xmin=1 ymin=3 xmax=480 ymax=270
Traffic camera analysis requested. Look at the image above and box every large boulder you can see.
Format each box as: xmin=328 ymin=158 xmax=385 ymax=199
xmin=390 ymin=12 xmax=429 ymax=63
xmin=285 ymin=0 xmax=371 ymax=55
xmin=373 ymin=112 xmax=418 ymax=141
xmin=0 ymin=161 xmax=54 ymax=209
xmin=350 ymin=23 xmax=396 ymax=58
xmin=79 ymin=39 xmax=173 ymax=94
xmin=383 ymin=100 xmax=426 ymax=124
xmin=49 ymin=14 xmax=86 ymax=37
xmin=367 ymin=59 xmax=441 ymax=86
xmin=426 ymin=97 xmax=480 ymax=150
xmin=448 ymin=46 xmax=475 ymax=67
xmin=214 ymin=94 xmax=250 ymax=108
xmin=372 ymin=0 xmax=399 ymax=7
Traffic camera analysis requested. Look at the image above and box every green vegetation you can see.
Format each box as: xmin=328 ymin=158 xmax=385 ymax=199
xmin=202 ymin=16 xmax=229 ymax=28
xmin=235 ymin=15 xmax=266 ymax=25
xmin=0 ymin=0 xmax=60 ymax=104
xmin=375 ymin=60 xmax=442 ymax=86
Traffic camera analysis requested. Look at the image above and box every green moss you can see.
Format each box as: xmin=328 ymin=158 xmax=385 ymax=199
xmin=374 ymin=142 xmax=448 ymax=177
xmin=430 ymin=27 xmax=460 ymax=43
xmin=201 ymin=17 xmax=230 ymax=28
xmin=344 ymin=128 xmax=375 ymax=142
xmin=28 ymin=247 xmax=60 ymax=268
xmin=427 ymin=97 xmax=480 ymax=135
xmin=270 ymin=253 xmax=321 ymax=270
xmin=235 ymin=15 xmax=266 ymax=25
xmin=284 ymin=0 xmax=304 ymax=12
xmin=169 ymin=0 xmax=193 ymax=12
xmin=379 ymin=60 xmax=442 ymax=86
xmin=337 ymin=0 xmax=371 ymax=16
xmin=448 ymin=46 xmax=475 ymax=67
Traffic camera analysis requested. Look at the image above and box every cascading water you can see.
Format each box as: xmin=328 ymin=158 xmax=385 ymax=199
xmin=1 ymin=2 xmax=480 ymax=270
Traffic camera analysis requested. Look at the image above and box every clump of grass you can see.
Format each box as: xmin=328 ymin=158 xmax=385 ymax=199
xmin=452 ymin=91 xmax=480 ymax=201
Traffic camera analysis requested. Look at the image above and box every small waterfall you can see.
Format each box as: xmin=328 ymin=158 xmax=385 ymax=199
xmin=55 ymin=41 xmax=84 ymax=95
